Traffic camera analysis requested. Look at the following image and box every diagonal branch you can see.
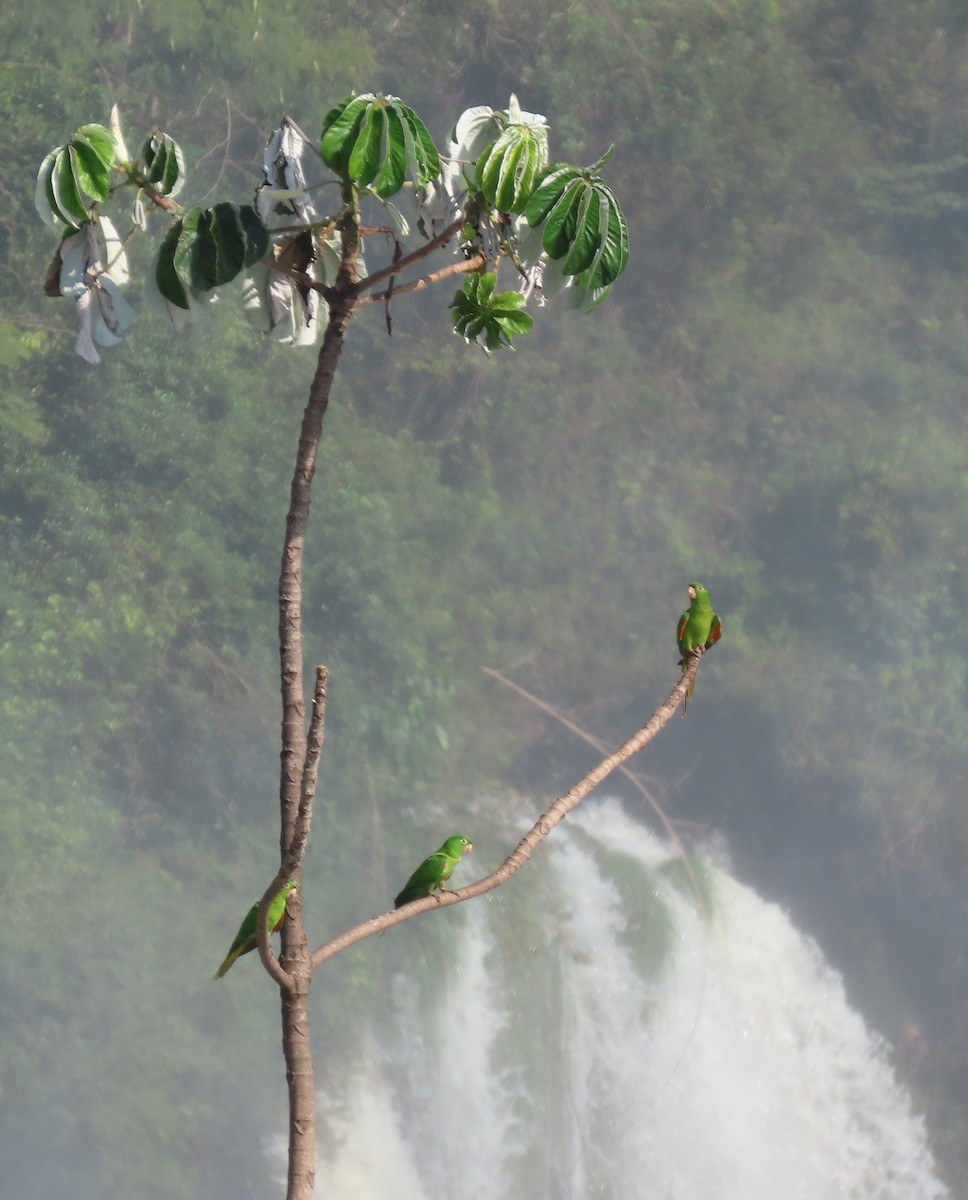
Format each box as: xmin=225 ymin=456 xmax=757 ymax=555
xmin=358 ymin=252 xmax=487 ymax=307
xmin=352 ymin=212 xmax=468 ymax=296
xmin=309 ymin=655 xmax=702 ymax=970
xmin=483 ymin=664 xmax=712 ymax=919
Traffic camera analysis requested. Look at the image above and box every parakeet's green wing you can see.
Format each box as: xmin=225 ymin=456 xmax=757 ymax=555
xmin=394 ymin=836 xmax=473 ymax=908
xmin=213 ymin=902 xmax=260 ymax=979
xmin=394 ymin=853 xmax=448 ymax=908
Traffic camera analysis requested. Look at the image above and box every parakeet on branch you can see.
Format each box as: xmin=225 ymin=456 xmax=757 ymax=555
xmin=213 ymin=881 xmax=298 ymax=979
xmin=394 ymin=836 xmax=473 ymax=908
xmin=676 ymin=582 xmax=722 ymax=714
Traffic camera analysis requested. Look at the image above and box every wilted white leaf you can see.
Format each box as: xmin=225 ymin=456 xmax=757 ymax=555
xmin=73 ymin=289 xmax=100 ymax=364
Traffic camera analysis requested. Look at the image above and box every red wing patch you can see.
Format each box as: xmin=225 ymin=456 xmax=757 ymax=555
xmin=706 ymin=616 xmax=723 ymax=646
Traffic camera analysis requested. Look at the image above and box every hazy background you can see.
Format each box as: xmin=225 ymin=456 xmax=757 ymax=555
xmin=2 ymin=0 xmax=968 ymax=1195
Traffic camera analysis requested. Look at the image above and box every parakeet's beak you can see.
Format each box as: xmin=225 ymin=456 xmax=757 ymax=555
xmin=464 ymin=842 xmax=474 ymax=854
xmin=688 ymin=585 xmax=697 ymax=599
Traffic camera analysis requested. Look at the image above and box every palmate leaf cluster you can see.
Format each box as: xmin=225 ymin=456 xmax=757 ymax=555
xmin=155 ymin=204 xmax=268 ymax=310
xmin=450 ymin=272 xmax=534 ymax=351
xmin=35 ymin=91 xmax=629 ymax=359
xmin=320 ymin=92 xmax=441 ymax=198
xmin=35 ymin=124 xmax=116 ymax=230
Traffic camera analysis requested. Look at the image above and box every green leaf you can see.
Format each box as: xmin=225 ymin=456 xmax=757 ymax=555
xmin=35 ymin=151 xmax=63 ymax=229
xmin=71 ymin=136 xmax=113 ymax=202
xmin=194 ymin=204 xmax=246 ymax=290
xmin=524 ymin=164 xmax=582 ymax=226
xmin=237 ymin=205 xmax=269 ymax=267
xmin=348 ymin=103 xmax=386 ymax=188
xmin=476 ymin=121 xmax=547 ymax=214
xmin=52 ymin=149 xmax=89 ymax=227
xmin=374 ymin=106 xmax=408 ymax=199
xmin=321 ymin=93 xmax=372 ymax=175
xmin=156 ymin=220 xmax=191 ymax=309
xmin=75 ymin=124 xmax=116 ymax=169
xmin=398 ymin=104 xmax=441 ymax=186
xmin=561 ymin=186 xmax=602 ymax=277
xmin=173 ymin=208 xmax=203 ymax=293
xmin=540 ymin=180 xmax=583 ymax=260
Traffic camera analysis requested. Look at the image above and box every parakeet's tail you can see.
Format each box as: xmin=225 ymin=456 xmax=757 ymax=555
xmin=213 ymin=947 xmax=244 ymax=979
xmin=678 ymin=652 xmax=698 ymax=717
xmin=213 ymin=940 xmax=255 ymax=979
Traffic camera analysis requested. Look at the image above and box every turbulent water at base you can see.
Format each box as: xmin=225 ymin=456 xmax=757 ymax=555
xmin=304 ymin=800 xmax=948 ymax=1199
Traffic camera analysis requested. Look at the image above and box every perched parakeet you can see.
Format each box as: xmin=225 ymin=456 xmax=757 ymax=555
xmin=394 ymin=836 xmax=473 ymax=908
xmin=213 ymin=881 xmax=298 ymax=979
xmin=676 ymin=582 xmax=723 ymax=714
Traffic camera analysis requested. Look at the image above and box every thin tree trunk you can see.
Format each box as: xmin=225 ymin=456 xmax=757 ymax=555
xmin=278 ymin=295 xmax=355 ymax=855
xmin=277 ymin=290 xmax=357 ymax=1200
xmin=281 ymin=976 xmax=316 ymax=1199
xmin=273 ymin=175 xmax=364 ymax=1200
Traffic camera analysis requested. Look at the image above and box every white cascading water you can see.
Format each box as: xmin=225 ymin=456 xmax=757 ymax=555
xmin=307 ymin=799 xmax=949 ymax=1199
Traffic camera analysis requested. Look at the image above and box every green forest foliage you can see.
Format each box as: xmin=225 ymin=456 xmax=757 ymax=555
xmin=3 ymin=0 xmax=968 ymax=1195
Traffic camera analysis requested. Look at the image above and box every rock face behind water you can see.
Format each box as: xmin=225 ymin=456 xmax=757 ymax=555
xmin=302 ymin=800 xmax=948 ymax=1200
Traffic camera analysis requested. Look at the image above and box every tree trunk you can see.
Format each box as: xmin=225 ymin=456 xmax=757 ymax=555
xmin=278 ymin=294 xmax=356 ymax=855
xmin=277 ymin=286 xmax=358 ymax=1200
xmin=280 ymin=969 xmax=316 ymax=1200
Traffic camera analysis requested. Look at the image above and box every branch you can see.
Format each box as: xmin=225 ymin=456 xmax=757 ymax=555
xmin=309 ymin=657 xmax=701 ymax=970
xmin=353 ymin=211 xmax=467 ymax=296
xmin=291 ymin=665 xmax=328 ymax=869
xmin=257 ymin=253 xmax=338 ymax=304
xmin=483 ymin=664 xmax=712 ymax=920
xmin=358 ymin=252 xmax=487 ymax=306
xmin=115 ymin=166 xmax=181 ymax=213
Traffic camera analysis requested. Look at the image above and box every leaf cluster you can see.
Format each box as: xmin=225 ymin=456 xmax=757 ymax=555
xmin=35 ymin=91 xmax=630 ymax=356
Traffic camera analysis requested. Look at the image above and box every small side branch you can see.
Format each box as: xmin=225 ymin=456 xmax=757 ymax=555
xmin=291 ymin=665 xmax=328 ymax=867
xmin=309 ymin=659 xmax=700 ymax=970
xmin=258 ymin=254 xmax=338 ymax=304
xmin=353 ymin=212 xmax=467 ymax=296
xmin=359 ymin=253 xmax=487 ymax=307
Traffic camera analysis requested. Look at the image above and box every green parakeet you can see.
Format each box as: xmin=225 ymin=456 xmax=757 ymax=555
xmin=213 ymin=881 xmax=298 ymax=979
xmin=394 ymin=836 xmax=473 ymax=908
xmin=676 ymin=582 xmax=723 ymax=714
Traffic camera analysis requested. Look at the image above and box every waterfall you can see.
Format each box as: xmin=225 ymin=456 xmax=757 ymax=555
xmin=306 ymin=799 xmax=948 ymax=1199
